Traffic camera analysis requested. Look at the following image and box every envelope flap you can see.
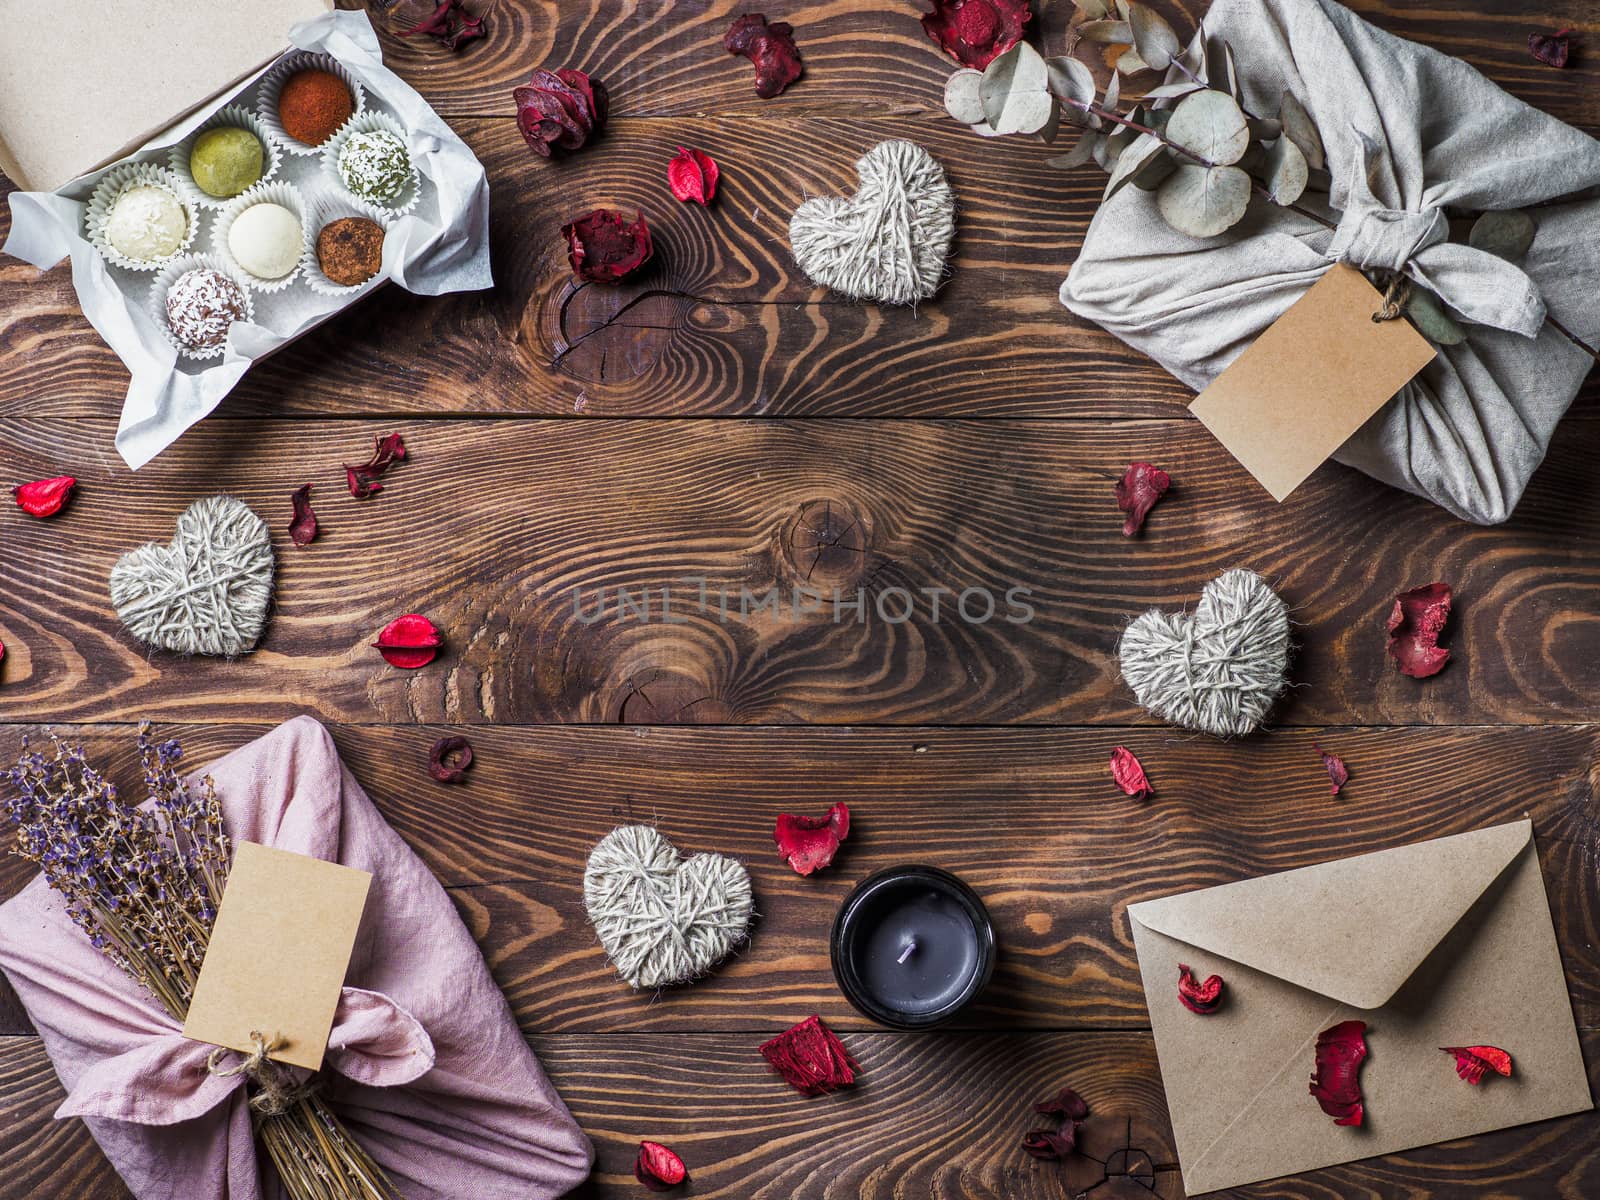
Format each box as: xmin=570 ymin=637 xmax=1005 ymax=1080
xmin=1127 ymin=821 xmax=1532 ymax=1009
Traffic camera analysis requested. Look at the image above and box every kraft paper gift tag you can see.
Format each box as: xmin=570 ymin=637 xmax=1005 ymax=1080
xmin=184 ymin=841 xmax=372 ymax=1071
xmin=1189 ymin=263 xmax=1437 ymax=502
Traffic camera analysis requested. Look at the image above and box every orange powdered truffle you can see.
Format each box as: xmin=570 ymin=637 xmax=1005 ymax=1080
xmin=278 ymin=69 xmax=354 ymax=147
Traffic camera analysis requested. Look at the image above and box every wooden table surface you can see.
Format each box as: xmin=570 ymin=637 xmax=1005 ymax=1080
xmin=4 ymin=1 xmax=1600 ymax=1196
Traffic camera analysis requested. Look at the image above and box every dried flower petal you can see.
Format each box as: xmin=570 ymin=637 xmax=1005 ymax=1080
xmin=1033 ymin=1085 xmax=1088 ymax=1121
xmin=1177 ymin=963 xmax=1224 ymax=1014
xmin=668 ymin=146 xmax=720 ymax=205
xmin=288 ymin=484 xmax=318 ymax=546
xmin=13 ymin=476 xmax=76 ymax=518
xmin=773 ymin=802 xmax=850 ymax=875
xmin=1021 ymin=1126 xmax=1078 ymax=1159
xmin=1109 ymin=746 xmax=1152 ymax=799
xmin=400 ymin=0 xmax=486 ymax=49
xmin=515 ymin=68 xmax=608 ymax=157
xmin=1315 ymin=743 xmax=1349 ymax=796
xmin=1387 ymin=582 xmax=1452 ymax=678
xmin=1441 ymin=1045 xmax=1513 ymax=1085
xmin=634 ymin=1141 xmax=688 ymax=1191
xmin=1310 ymin=1020 xmax=1368 ymax=1127
xmin=374 ymin=613 xmax=442 ymax=669
xmin=724 ymin=14 xmax=804 ymax=99
xmin=1529 ymin=28 xmax=1573 ymax=68
xmin=921 ymin=0 xmax=1032 ymax=69
xmin=1115 ymin=462 xmax=1170 ymax=536
xmin=428 ymin=736 xmax=473 ymax=783
xmin=759 ymin=1014 xmax=857 ymax=1095
xmin=346 ymin=432 xmax=408 ymax=499
xmin=562 ymin=209 xmax=653 ymax=284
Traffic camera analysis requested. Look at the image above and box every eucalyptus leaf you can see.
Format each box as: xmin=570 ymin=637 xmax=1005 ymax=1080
xmin=1259 ymin=135 xmax=1307 ymax=205
xmin=1115 ymin=0 xmax=1133 ymax=19
xmin=1142 ymin=81 xmax=1206 ymax=102
xmin=1277 ymin=91 xmax=1325 ymax=170
xmin=1037 ymin=100 xmax=1063 ymax=144
xmin=944 ymin=69 xmax=986 ymax=126
xmin=1132 ymin=148 xmax=1178 ymax=191
xmin=1405 ymin=288 xmax=1468 ymax=346
xmin=1248 ymin=117 xmax=1281 ymax=141
xmin=1073 ymin=0 xmax=1111 ymax=18
xmin=1468 ymin=210 xmax=1535 ymax=262
xmin=1117 ymin=47 xmax=1151 ymax=75
xmin=1129 ymin=5 xmax=1181 ymax=72
xmin=1104 ymin=132 xmax=1166 ymax=201
xmin=1165 ymin=89 xmax=1249 ymax=165
xmin=1203 ymin=37 xmax=1241 ymax=102
xmin=1174 ymin=23 xmax=1206 ymax=75
xmin=1156 ymin=164 xmax=1251 ymax=237
xmin=1093 ymin=133 xmax=1121 ymax=172
xmin=1045 ymin=55 xmax=1097 ymax=105
xmin=969 ymin=121 xmax=1008 ymax=139
xmin=1103 ymin=70 xmax=1121 ymax=112
xmin=1049 ymin=133 xmax=1103 ymax=169
xmin=1079 ymin=19 xmax=1132 ymax=43
xmin=980 ymin=42 xmax=1055 ymax=136
xmin=1106 ymin=104 xmax=1148 ymax=158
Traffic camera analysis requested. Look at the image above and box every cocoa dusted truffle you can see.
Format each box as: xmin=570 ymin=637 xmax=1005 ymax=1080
xmin=316 ymin=216 xmax=385 ymax=286
xmin=278 ymin=68 xmax=354 ymax=147
xmin=165 ymin=268 xmax=248 ymax=351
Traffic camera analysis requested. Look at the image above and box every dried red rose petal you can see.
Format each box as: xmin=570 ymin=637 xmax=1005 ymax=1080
xmin=374 ymin=613 xmax=442 ymax=669
xmin=1310 ymin=1020 xmax=1368 ymax=1127
xmin=921 ymin=0 xmax=1032 ymax=69
xmin=400 ymin=0 xmax=486 ymax=49
xmin=1115 ymin=462 xmax=1170 ymax=537
xmin=515 ymin=68 xmax=608 ymax=157
xmin=1109 ymin=746 xmax=1152 ymax=799
xmin=634 ymin=1141 xmax=688 ymax=1191
xmin=1529 ymin=28 xmax=1573 ymax=68
xmin=1314 ymin=743 xmax=1349 ymax=796
xmin=1033 ymin=1085 xmax=1088 ymax=1121
xmin=773 ymin=802 xmax=850 ymax=875
xmin=346 ymin=432 xmax=408 ymax=499
xmin=759 ymin=1014 xmax=857 ymax=1096
xmin=1441 ymin=1045 xmax=1513 ymax=1085
xmin=429 ymin=736 xmax=473 ymax=783
xmin=562 ymin=209 xmax=653 ymax=284
xmin=1387 ymin=582 xmax=1452 ymax=678
xmin=13 ymin=476 xmax=76 ymax=518
xmin=724 ymin=14 xmax=804 ymax=99
xmin=1177 ymin=963 xmax=1224 ymax=1014
xmin=668 ymin=146 xmax=720 ymax=206
xmin=288 ymin=484 xmax=318 ymax=546
xmin=1022 ymin=1126 xmax=1078 ymax=1159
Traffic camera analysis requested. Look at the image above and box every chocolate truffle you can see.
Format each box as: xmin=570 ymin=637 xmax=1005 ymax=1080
xmin=316 ymin=216 xmax=385 ymax=286
xmin=227 ymin=202 xmax=302 ymax=280
xmin=104 ymin=183 xmax=187 ymax=262
xmin=190 ymin=127 xmax=265 ymax=198
xmin=278 ymin=68 xmax=353 ymax=147
xmin=338 ymin=130 xmax=412 ymax=206
xmin=166 ymin=268 xmax=247 ymax=350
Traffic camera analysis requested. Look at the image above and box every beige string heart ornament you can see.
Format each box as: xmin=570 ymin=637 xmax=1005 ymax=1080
xmin=788 ymin=140 xmax=956 ymax=306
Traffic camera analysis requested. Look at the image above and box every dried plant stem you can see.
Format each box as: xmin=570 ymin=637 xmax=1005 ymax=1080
xmin=1546 ymin=314 xmax=1600 ymax=360
xmin=258 ymin=1097 xmax=399 ymax=1200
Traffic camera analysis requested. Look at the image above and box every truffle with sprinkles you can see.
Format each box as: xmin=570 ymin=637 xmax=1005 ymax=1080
xmin=338 ymin=130 xmax=413 ymax=206
xmin=165 ymin=268 xmax=248 ymax=351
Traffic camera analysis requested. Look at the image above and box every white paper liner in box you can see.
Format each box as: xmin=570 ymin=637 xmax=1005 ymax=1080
xmin=211 ymin=181 xmax=309 ymax=293
xmin=149 ymin=254 xmax=257 ymax=363
xmin=3 ymin=9 xmax=493 ymax=472
xmin=323 ymin=110 xmax=420 ymax=218
xmin=255 ymin=49 xmax=367 ymax=156
xmin=167 ymin=107 xmax=282 ymax=211
xmin=302 ymin=196 xmax=392 ymax=297
xmin=85 ymin=163 xmax=199 ymax=273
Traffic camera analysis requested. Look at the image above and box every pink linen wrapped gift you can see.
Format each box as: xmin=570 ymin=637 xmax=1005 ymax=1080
xmin=0 ymin=716 xmax=593 ymax=1199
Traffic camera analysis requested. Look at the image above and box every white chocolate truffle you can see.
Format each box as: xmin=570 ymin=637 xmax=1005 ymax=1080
xmin=105 ymin=184 xmax=187 ymax=262
xmin=227 ymin=202 xmax=302 ymax=280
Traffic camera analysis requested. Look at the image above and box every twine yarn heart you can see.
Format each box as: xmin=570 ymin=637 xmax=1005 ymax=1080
xmin=789 ymin=139 xmax=956 ymax=306
xmin=584 ymin=825 xmax=753 ymax=990
xmin=1118 ymin=569 xmax=1291 ymax=738
xmin=109 ymin=496 xmax=275 ymax=657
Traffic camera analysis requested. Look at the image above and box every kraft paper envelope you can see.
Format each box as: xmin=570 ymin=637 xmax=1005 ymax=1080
xmin=1129 ymin=820 xmax=1590 ymax=1195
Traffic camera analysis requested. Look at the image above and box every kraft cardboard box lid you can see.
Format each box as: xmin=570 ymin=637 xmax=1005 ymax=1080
xmin=0 ymin=0 xmax=333 ymax=193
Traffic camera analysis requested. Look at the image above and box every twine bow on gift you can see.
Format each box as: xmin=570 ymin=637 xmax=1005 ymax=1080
xmin=205 ymin=1031 xmax=322 ymax=1117
xmin=1325 ymin=133 xmax=1546 ymax=338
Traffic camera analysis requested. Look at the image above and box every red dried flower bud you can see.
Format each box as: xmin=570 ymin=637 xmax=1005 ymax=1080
xmin=13 ymin=476 xmax=76 ymax=518
xmin=1387 ymin=582 xmax=1452 ymax=678
xmin=428 ymin=736 xmax=473 ymax=783
xmin=759 ymin=1015 xmax=857 ymax=1096
xmin=1021 ymin=1126 xmax=1078 ymax=1159
xmin=773 ymin=802 xmax=850 ymax=875
xmin=346 ymin=432 xmax=407 ymax=499
xmin=724 ymin=14 xmax=804 ymax=98
xmin=1529 ymin=28 xmax=1573 ymax=68
xmin=921 ymin=0 xmax=1032 ymax=69
xmin=401 ymin=0 xmax=485 ymax=48
xmin=1441 ymin=1045 xmax=1513 ymax=1085
xmin=1314 ymin=743 xmax=1349 ymax=796
xmin=515 ymin=67 xmax=608 ymax=157
xmin=1109 ymin=746 xmax=1152 ymax=799
xmin=1033 ymin=1085 xmax=1088 ymax=1121
xmin=374 ymin=613 xmax=442 ymax=669
xmin=634 ymin=1140 xmax=688 ymax=1191
xmin=1177 ymin=964 xmax=1224 ymax=1014
xmin=288 ymin=484 xmax=318 ymax=546
xmin=668 ymin=146 xmax=720 ymax=206
xmin=562 ymin=209 xmax=653 ymax=284
xmin=1115 ymin=461 xmax=1170 ymax=537
xmin=1310 ymin=1020 xmax=1368 ymax=1127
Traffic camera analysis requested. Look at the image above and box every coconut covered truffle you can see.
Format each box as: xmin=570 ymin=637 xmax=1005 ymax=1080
xmin=338 ymin=130 xmax=412 ymax=206
xmin=279 ymin=68 xmax=354 ymax=147
xmin=227 ymin=202 xmax=302 ymax=281
xmin=190 ymin=127 xmax=265 ymax=198
xmin=104 ymin=183 xmax=187 ymax=262
xmin=316 ymin=216 xmax=385 ymax=286
xmin=165 ymin=268 xmax=247 ymax=350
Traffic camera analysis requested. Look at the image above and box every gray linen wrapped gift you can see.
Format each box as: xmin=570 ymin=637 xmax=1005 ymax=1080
xmin=1060 ymin=0 xmax=1600 ymax=524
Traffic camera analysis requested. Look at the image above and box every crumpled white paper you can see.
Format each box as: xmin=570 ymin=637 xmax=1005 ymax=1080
xmin=3 ymin=9 xmax=492 ymax=470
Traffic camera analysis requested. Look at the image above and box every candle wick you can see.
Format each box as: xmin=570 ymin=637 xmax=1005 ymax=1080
xmin=896 ymin=939 xmax=917 ymax=965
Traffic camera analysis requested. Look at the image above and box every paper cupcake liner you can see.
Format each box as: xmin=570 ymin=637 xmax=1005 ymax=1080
xmin=211 ymin=180 xmax=309 ymax=293
xmin=301 ymin=195 xmax=391 ymax=297
xmin=86 ymin=162 xmax=200 ymax=273
xmin=256 ymin=50 xmax=367 ymax=156
xmin=322 ymin=110 xmax=421 ymax=218
xmin=168 ymin=106 xmax=282 ymax=211
xmin=149 ymin=254 xmax=256 ymax=362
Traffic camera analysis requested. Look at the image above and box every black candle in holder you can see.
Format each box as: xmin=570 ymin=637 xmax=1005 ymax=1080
xmin=830 ymin=865 xmax=996 ymax=1030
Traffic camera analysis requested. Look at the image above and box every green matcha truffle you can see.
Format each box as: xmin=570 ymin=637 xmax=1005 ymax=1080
xmin=338 ymin=129 xmax=411 ymax=206
xmin=189 ymin=127 xmax=265 ymax=199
